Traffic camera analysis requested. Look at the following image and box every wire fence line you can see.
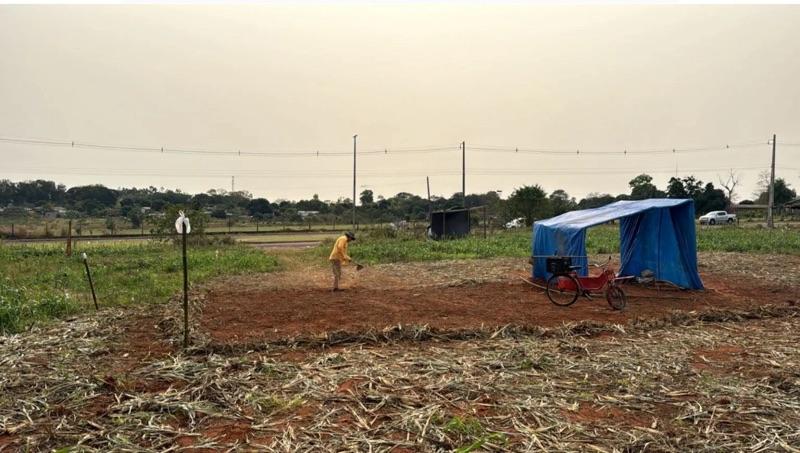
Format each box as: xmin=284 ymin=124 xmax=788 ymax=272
xmin=0 ymin=134 xmax=781 ymax=159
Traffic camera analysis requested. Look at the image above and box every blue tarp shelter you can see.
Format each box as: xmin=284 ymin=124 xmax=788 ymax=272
xmin=532 ymin=199 xmax=703 ymax=289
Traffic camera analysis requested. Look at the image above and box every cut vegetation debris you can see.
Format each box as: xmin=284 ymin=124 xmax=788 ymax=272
xmin=2 ymin=232 xmax=800 ymax=451
xmin=0 ymin=305 xmax=798 ymax=451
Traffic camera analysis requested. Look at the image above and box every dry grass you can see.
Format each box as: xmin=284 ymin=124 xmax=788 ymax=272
xmin=1 ymin=302 xmax=799 ymax=451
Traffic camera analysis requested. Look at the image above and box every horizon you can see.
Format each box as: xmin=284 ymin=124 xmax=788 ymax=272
xmin=0 ymin=173 xmax=784 ymax=205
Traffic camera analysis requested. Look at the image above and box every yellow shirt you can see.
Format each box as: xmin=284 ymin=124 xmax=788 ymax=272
xmin=328 ymin=235 xmax=351 ymax=263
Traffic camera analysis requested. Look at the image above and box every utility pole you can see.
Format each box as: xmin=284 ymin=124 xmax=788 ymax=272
xmin=426 ymin=176 xmax=432 ymax=219
xmin=767 ymin=134 xmax=777 ymax=228
xmin=231 ymin=176 xmax=235 ymax=193
xmin=352 ymin=134 xmax=357 ymax=230
xmin=461 ymin=141 xmax=466 ymax=207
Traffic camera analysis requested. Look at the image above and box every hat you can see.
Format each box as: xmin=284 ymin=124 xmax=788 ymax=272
xmin=345 ymin=231 xmax=356 ymax=240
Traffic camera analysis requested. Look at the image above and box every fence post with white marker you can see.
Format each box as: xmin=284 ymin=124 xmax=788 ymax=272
xmin=175 ymin=211 xmax=191 ymax=348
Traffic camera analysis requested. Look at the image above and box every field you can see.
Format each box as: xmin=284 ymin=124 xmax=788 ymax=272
xmin=310 ymin=225 xmax=800 ymax=265
xmin=0 ymin=241 xmax=280 ymax=334
xmin=0 ymin=216 xmax=406 ymax=239
xmin=1 ymin=228 xmax=800 ymax=451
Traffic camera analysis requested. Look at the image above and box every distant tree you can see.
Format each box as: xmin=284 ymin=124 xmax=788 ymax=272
xmin=478 ymin=191 xmax=505 ymax=220
xmin=681 ymin=176 xmax=704 ymax=200
xmin=190 ymin=193 xmax=213 ymax=209
xmin=16 ymin=180 xmax=64 ymax=205
xmin=66 ymin=185 xmax=117 ymax=208
xmin=578 ymin=193 xmax=615 ymax=210
xmin=150 ymin=199 xmax=167 ymax=211
xmin=548 ymin=189 xmax=577 ymax=215
xmin=296 ymin=194 xmax=329 ymax=213
xmin=332 ymin=198 xmax=351 ymax=216
xmin=628 ymin=174 xmax=664 ymax=199
xmin=224 ymin=191 xmax=252 ymax=210
xmin=376 ymin=196 xmax=390 ymax=211
xmin=666 ymin=177 xmax=688 ymax=198
xmin=151 ymin=206 xmax=209 ymax=240
xmin=506 ymin=185 xmax=551 ymax=224
xmin=105 ymin=217 xmax=116 ymax=235
xmin=79 ymin=199 xmax=109 ymax=216
xmin=127 ymin=210 xmax=143 ymax=228
xmin=359 ymin=189 xmax=374 ymax=206
xmin=247 ymin=198 xmax=273 ymax=217
xmin=0 ymin=180 xmax=15 ymax=205
xmin=753 ymin=170 xmax=772 ymax=200
xmin=695 ymin=182 xmax=727 ymax=214
xmin=210 ymin=208 xmax=228 ymax=219
xmin=119 ymin=197 xmax=138 ymax=217
xmin=756 ymin=178 xmax=796 ymax=205
xmin=718 ymin=169 xmax=741 ymax=204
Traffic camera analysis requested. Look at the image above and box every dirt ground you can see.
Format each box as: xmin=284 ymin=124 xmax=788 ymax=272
xmin=2 ymin=252 xmax=800 ymax=452
xmin=201 ymin=254 xmax=800 ymax=344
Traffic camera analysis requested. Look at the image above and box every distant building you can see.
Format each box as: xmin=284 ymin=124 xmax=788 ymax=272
xmin=40 ymin=207 xmax=68 ymax=219
xmin=297 ymin=210 xmax=320 ymax=218
xmin=784 ymin=198 xmax=800 ymax=213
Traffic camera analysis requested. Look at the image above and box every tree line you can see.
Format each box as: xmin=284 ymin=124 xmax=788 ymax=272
xmin=0 ymin=172 xmax=794 ymax=226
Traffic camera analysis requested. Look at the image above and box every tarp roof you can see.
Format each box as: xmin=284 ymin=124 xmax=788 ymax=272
xmin=536 ymin=199 xmax=693 ymax=231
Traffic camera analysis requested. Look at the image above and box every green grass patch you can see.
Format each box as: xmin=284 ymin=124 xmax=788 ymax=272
xmin=444 ymin=416 xmax=485 ymax=437
xmin=0 ymin=241 xmax=280 ymax=334
xmin=440 ymin=416 xmax=507 ymax=452
xmin=311 ymin=224 xmax=800 ymax=265
xmin=695 ymin=226 xmax=800 ymax=253
xmin=312 ymin=231 xmax=532 ymax=264
xmin=237 ymin=232 xmax=337 ymax=243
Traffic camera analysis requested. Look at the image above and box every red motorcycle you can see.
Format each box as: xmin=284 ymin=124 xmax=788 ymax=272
xmin=545 ymin=256 xmax=629 ymax=310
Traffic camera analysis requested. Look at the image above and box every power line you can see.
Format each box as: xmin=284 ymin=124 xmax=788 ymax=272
xmin=0 ymin=135 xmax=458 ymax=158
xmin=1 ymin=164 xmax=776 ymax=179
xmin=469 ymin=141 xmax=767 ymax=156
xmin=0 ymin=134 xmax=774 ymax=159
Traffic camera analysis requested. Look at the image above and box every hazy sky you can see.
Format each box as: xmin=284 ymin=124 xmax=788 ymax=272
xmin=1 ymin=3 xmax=799 ymax=203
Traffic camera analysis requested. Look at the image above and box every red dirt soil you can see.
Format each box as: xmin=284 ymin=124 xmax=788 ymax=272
xmin=201 ymin=273 xmax=799 ymax=344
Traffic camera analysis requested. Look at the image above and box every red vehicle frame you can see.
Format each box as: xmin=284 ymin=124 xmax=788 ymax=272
xmin=545 ymin=257 xmax=631 ymax=310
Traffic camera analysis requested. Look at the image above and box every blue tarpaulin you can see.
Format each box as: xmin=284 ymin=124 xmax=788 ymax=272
xmin=532 ymin=199 xmax=703 ymax=289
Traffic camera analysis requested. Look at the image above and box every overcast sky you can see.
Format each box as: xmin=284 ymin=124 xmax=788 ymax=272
xmin=1 ymin=3 xmax=799 ymax=203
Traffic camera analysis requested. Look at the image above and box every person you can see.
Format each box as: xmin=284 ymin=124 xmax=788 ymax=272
xmin=329 ymin=231 xmax=355 ymax=291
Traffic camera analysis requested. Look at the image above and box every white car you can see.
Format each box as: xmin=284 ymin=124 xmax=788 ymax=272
xmin=699 ymin=211 xmax=737 ymax=225
xmin=505 ymin=217 xmax=526 ymax=229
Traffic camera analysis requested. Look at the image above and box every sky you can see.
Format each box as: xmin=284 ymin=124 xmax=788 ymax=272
xmin=1 ymin=3 xmax=799 ymax=203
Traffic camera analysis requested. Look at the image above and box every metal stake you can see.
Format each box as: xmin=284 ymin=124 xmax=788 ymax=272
xmin=82 ymin=253 xmax=98 ymax=310
xmin=182 ymin=222 xmax=189 ymax=348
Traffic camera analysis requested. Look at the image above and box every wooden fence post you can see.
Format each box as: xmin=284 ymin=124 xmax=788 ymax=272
xmin=66 ymin=220 xmax=73 ymax=256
